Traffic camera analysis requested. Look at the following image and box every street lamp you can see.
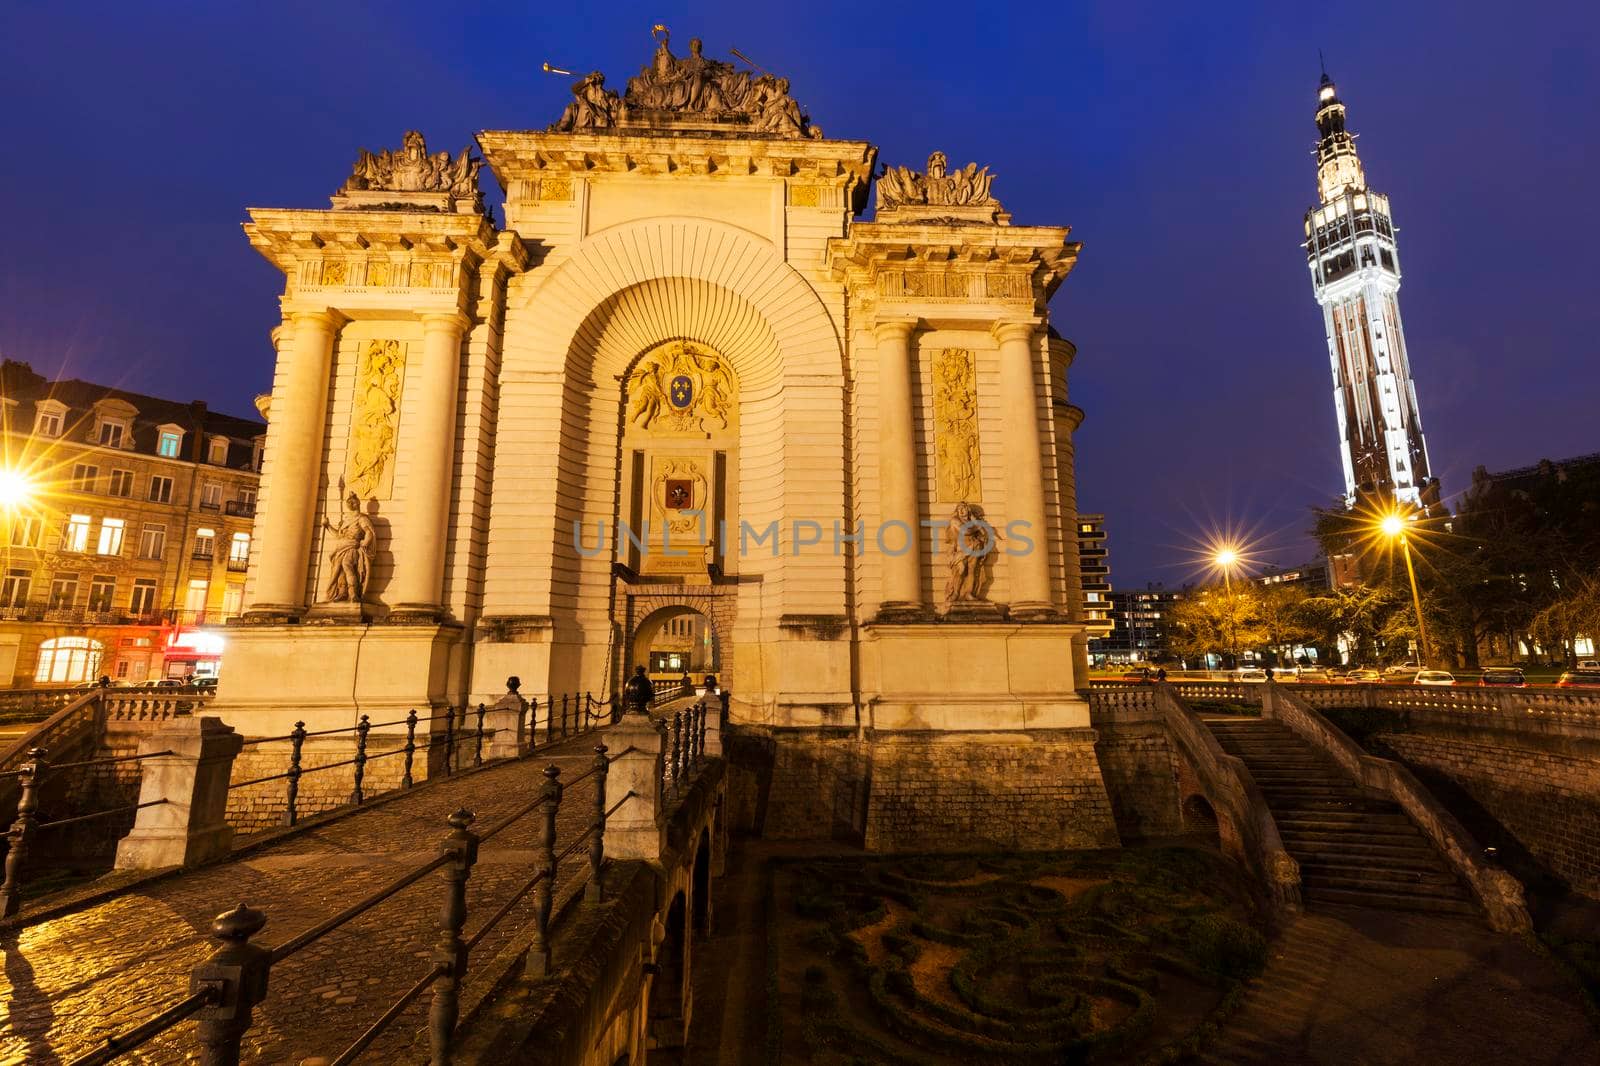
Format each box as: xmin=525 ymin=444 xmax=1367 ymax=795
xmin=1214 ymin=546 xmax=1241 ymax=670
xmin=0 ymin=469 xmax=31 ymax=510
xmin=1380 ymin=511 xmax=1429 ymax=667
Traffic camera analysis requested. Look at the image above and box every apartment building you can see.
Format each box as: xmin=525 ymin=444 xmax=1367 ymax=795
xmin=0 ymin=360 xmax=265 ymax=687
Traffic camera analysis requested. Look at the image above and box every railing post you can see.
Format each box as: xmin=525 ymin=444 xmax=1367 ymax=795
xmin=402 ymin=709 xmax=419 ymax=789
xmin=525 ymin=764 xmax=562 ymax=977
xmin=282 ymin=722 xmax=306 ymax=828
xmin=443 ymin=705 xmax=456 ymax=776
xmin=474 ymin=703 xmax=486 ymax=768
xmin=673 ymin=710 xmax=686 ymax=790
xmin=190 ymin=904 xmax=272 ymax=1066
xmin=526 ymin=697 xmax=537 ymax=755
xmin=585 ymin=692 xmax=594 ymax=732
xmin=0 ymin=748 xmax=45 ymax=918
xmin=561 ymin=694 xmax=570 ymax=739
xmin=429 ymin=809 xmax=479 ymax=1066
xmin=586 ymin=744 xmax=609 ymax=904
xmin=350 ymin=714 xmax=371 ymax=805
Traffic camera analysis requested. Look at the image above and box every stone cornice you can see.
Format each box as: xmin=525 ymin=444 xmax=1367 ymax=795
xmin=827 ymin=222 xmax=1081 ymax=312
xmin=244 ymin=208 xmax=503 ymax=269
xmin=478 ymin=130 xmax=876 ymax=204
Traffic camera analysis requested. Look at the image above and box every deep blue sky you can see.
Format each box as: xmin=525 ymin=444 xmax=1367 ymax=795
xmin=3 ymin=1 xmax=1596 ymax=583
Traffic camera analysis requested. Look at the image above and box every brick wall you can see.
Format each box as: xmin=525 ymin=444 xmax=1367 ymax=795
xmin=1093 ymin=724 xmax=1184 ymax=839
xmin=224 ymin=732 xmax=444 ymax=834
xmin=1374 ymin=731 xmax=1600 ymax=899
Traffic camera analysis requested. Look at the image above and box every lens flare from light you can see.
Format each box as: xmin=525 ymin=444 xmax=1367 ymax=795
xmin=1379 ymin=514 xmax=1405 ymax=538
xmin=0 ymin=469 xmax=32 ymax=509
xmin=1214 ymin=547 xmax=1239 ymax=568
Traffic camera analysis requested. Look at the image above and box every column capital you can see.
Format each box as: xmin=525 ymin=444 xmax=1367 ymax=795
xmin=419 ymin=311 xmax=473 ymax=334
xmin=284 ymin=308 xmax=348 ymax=332
xmin=872 ymin=318 xmax=918 ymax=343
xmin=991 ymin=320 xmax=1039 ymax=345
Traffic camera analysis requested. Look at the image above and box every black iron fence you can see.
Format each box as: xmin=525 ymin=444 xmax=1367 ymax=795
xmin=71 ymin=702 xmax=714 ymax=1066
xmin=0 ymin=747 xmax=176 ymax=917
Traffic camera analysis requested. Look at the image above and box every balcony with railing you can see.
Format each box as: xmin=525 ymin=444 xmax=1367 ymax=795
xmin=224 ymin=500 xmax=257 ymax=517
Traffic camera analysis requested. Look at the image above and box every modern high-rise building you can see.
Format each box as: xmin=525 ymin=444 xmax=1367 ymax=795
xmin=1303 ymin=72 xmax=1436 ymax=509
xmin=1076 ymin=514 xmax=1113 ymax=638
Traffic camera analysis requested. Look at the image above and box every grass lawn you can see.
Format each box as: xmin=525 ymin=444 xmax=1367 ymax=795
xmin=770 ymin=845 xmax=1266 ymax=1065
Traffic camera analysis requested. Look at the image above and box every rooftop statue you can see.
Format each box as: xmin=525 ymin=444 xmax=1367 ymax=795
xmin=339 ymin=130 xmax=483 ymax=204
xmin=549 ymin=25 xmax=821 ymax=139
xmin=877 ymin=151 xmax=999 ymax=212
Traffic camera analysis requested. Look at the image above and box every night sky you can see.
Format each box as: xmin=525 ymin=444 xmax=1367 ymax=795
xmin=3 ymin=1 xmax=1595 ymax=584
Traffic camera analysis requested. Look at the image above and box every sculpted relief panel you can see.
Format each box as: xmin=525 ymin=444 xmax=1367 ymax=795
xmin=345 ymin=339 xmax=405 ymax=500
xmin=626 ymin=340 xmax=736 ymax=435
xmin=932 ymin=349 xmax=982 ymax=503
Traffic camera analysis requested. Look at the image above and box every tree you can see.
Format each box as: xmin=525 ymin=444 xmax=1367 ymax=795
xmin=1255 ymin=584 xmax=1319 ymax=665
xmin=1167 ymin=583 xmax=1268 ymax=666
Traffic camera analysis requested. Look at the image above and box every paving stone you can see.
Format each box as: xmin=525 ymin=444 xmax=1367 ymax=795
xmin=0 ymin=734 xmax=610 ymax=1064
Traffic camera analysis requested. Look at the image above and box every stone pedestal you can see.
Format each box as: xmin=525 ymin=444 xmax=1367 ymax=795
xmin=115 ymin=716 xmax=244 ymax=870
xmin=483 ymin=686 xmax=528 ymax=760
xmin=604 ymin=712 xmax=667 ymax=861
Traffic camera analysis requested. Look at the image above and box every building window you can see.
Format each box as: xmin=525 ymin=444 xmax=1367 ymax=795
xmin=184 ymin=579 xmax=209 ymax=615
xmin=157 ymin=430 xmax=183 ymax=458
xmin=200 ymin=482 xmax=223 ymax=510
xmin=108 ymin=469 xmax=135 ymax=497
xmin=71 ymin=463 xmax=99 ymax=492
xmin=194 ymin=527 xmax=215 ymax=559
xmin=34 ymin=410 xmax=62 ymax=437
xmin=48 ymin=574 xmax=79 ymax=609
xmin=33 ymin=636 xmax=103 ymax=684
xmin=10 ymin=516 xmax=41 ymax=548
xmin=208 ymin=437 xmax=230 ymax=465
xmin=98 ymin=421 xmax=126 ymax=448
xmin=148 ymin=475 xmax=173 ymax=503
xmin=130 ymin=579 xmax=157 ymax=619
xmin=223 ymin=582 xmax=244 ymax=618
xmin=1 ymin=569 xmax=30 ymax=609
xmin=88 ymin=575 xmax=116 ymax=612
xmin=250 ymin=439 xmax=264 ymax=471
xmin=138 ymin=523 xmax=166 ymax=561
xmin=62 ymin=514 xmax=92 ymax=553
xmin=97 ymin=517 xmax=126 ymax=556
xmin=228 ymin=531 xmax=251 ymax=570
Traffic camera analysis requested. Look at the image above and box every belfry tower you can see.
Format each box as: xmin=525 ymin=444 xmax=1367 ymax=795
xmin=1303 ymin=72 xmax=1435 ymax=509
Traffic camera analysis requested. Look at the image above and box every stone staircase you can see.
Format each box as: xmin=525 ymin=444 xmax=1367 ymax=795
xmin=1203 ymin=716 xmax=1478 ymax=917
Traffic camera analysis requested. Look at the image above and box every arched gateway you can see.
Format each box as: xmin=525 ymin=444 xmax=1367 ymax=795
xmin=218 ymin=29 xmax=1117 ymax=850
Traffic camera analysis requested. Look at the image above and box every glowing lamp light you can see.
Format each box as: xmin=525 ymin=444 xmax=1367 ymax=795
xmin=0 ymin=469 xmax=33 ymax=509
xmin=1380 ymin=514 xmax=1405 ymax=538
xmin=1214 ymin=548 xmax=1239 ymax=568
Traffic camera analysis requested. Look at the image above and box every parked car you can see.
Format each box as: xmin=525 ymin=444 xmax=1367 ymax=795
xmin=1295 ymin=668 xmax=1338 ymax=683
xmin=1233 ymin=667 xmax=1269 ymax=684
xmin=1415 ymin=670 xmax=1457 ymax=687
xmin=1383 ymin=665 xmax=1421 ymax=683
xmin=1578 ymin=660 xmax=1600 ymax=671
xmin=136 ymin=678 xmax=186 ymax=690
xmin=190 ymin=677 xmax=219 ymax=693
xmin=1346 ymin=668 xmax=1383 ymax=683
xmin=1119 ymin=667 xmax=1155 ymax=683
xmin=1557 ymin=669 xmax=1600 ymax=690
xmin=1478 ymin=667 xmax=1527 ymax=688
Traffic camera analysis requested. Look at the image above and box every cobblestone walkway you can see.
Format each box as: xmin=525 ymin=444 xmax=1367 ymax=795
xmin=0 ymin=734 xmax=610 ymax=1065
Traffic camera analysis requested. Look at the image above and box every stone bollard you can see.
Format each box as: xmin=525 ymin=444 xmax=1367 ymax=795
xmin=703 ymin=694 xmax=724 ymax=758
xmin=603 ymin=707 xmax=667 ymax=862
xmin=116 ymin=716 xmax=244 ymax=870
xmin=483 ymin=677 xmax=527 ymax=761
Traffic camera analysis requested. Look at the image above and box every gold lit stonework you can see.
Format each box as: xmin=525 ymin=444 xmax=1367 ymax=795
xmin=321 ymin=260 xmax=348 ymax=286
xmin=932 ymin=348 xmax=981 ymax=502
xmin=366 ymin=260 xmax=392 ymax=287
xmin=540 ymin=177 xmax=573 ymax=201
xmin=345 ymin=339 xmax=405 ymax=499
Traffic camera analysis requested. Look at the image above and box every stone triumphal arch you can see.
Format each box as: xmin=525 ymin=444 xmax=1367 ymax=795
xmin=218 ymin=28 xmax=1116 ymax=848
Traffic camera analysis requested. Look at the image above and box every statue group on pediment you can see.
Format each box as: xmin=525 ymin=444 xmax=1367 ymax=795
xmin=341 ymin=130 xmax=482 ymax=199
xmin=551 ymin=27 xmax=820 ymax=139
xmin=877 ymin=151 xmax=999 ymax=211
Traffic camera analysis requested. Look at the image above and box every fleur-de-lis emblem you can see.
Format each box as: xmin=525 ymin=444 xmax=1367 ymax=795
xmin=669 ymin=374 xmax=694 ymax=409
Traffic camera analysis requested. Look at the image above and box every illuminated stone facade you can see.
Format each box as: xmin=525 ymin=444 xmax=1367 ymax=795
xmin=215 ymin=32 xmax=1112 ymax=844
xmin=1304 ymin=73 xmax=1436 ymax=509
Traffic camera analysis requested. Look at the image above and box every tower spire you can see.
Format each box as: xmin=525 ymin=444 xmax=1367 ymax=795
xmin=1302 ymin=76 xmax=1435 ymax=511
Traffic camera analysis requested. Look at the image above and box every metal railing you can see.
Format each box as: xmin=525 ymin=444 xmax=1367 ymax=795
xmin=0 ymin=746 xmax=177 ymax=917
xmin=71 ymin=705 xmax=715 ymax=1066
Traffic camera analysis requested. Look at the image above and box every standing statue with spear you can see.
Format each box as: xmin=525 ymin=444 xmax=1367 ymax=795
xmin=321 ymin=476 xmax=376 ymax=603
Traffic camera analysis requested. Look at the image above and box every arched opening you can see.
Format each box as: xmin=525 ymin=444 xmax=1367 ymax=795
xmin=1181 ymin=794 xmax=1221 ymax=847
xmin=33 ymin=636 xmax=104 ymax=684
xmin=692 ymin=828 xmax=712 ymax=936
xmin=648 ymin=890 xmax=689 ymax=1049
xmin=632 ymin=605 xmax=719 ymax=690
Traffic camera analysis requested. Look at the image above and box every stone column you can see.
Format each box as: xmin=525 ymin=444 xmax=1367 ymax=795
xmin=115 ymin=717 xmax=244 ymax=870
xmin=874 ymin=319 xmax=924 ymax=618
xmin=247 ymin=309 xmax=340 ymax=617
xmin=993 ymin=321 xmax=1057 ymax=618
xmin=483 ymin=678 xmax=528 ymax=760
xmin=390 ymin=312 xmax=469 ymax=619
